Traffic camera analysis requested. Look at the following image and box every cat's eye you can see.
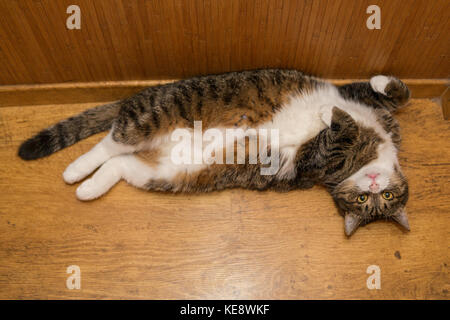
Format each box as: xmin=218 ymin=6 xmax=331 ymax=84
xmin=357 ymin=194 xmax=368 ymax=203
xmin=382 ymin=191 xmax=394 ymax=200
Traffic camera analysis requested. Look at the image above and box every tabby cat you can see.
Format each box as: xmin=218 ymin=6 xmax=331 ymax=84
xmin=18 ymin=69 xmax=411 ymax=236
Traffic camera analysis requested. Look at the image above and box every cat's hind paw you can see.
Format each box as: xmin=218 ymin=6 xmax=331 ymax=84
xmin=75 ymin=157 xmax=124 ymax=200
xmin=63 ymin=161 xmax=91 ymax=184
xmin=76 ymin=178 xmax=104 ymax=201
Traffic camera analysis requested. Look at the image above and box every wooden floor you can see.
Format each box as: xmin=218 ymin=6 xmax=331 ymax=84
xmin=0 ymin=98 xmax=448 ymax=299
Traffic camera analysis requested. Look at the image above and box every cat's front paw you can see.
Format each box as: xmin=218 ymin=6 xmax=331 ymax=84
xmin=370 ymin=75 xmax=410 ymax=107
xmin=319 ymin=105 xmax=334 ymax=126
xmin=370 ymin=75 xmax=392 ymax=95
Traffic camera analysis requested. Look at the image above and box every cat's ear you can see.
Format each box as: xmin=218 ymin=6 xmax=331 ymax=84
xmin=344 ymin=212 xmax=361 ymax=236
xmin=392 ymin=208 xmax=410 ymax=231
xmin=329 ymin=107 xmax=359 ymax=145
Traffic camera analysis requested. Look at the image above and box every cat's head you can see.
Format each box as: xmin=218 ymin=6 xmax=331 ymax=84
xmin=323 ymin=107 xmax=410 ymax=236
xmin=331 ymin=166 xmax=409 ymax=236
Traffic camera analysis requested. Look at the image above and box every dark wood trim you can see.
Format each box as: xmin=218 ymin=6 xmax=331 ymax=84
xmin=0 ymin=79 xmax=448 ymax=107
xmin=441 ymin=87 xmax=450 ymax=120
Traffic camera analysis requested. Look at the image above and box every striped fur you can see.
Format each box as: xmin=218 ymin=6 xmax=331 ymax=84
xmin=18 ymin=102 xmax=121 ymax=160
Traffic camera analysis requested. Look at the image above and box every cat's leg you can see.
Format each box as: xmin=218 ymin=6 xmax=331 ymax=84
xmin=370 ymin=75 xmax=410 ymax=107
xmin=338 ymin=76 xmax=410 ymax=113
xmin=75 ymin=154 xmax=155 ymax=200
xmin=369 ymin=75 xmax=410 ymax=110
xmin=63 ymin=131 xmax=137 ymax=184
xmin=75 ymin=154 xmax=189 ymax=200
xmin=369 ymin=76 xmax=392 ymax=95
xmin=63 ymin=95 xmax=163 ymax=184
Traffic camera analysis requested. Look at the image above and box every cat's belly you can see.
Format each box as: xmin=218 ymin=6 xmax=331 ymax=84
xmin=147 ymin=87 xmax=334 ymax=179
xmin=256 ymin=89 xmax=332 ymax=178
xmin=143 ymin=84 xmax=391 ymax=180
xmin=259 ymin=95 xmax=327 ymax=150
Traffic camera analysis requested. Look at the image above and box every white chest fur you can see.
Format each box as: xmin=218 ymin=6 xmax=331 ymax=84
xmin=259 ymin=84 xmax=396 ymax=180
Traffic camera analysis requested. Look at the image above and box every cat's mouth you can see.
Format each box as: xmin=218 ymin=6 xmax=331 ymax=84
xmin=350 ymin=164 xmax=392 ymax=193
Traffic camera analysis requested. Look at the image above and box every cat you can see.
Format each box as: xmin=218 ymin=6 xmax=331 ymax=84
xmin=18 ymin=69 xmax=411 ymax=236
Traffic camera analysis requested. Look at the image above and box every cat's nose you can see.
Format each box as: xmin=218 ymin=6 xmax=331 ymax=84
xmin=367 ymin=173 xmax=379 ymax=180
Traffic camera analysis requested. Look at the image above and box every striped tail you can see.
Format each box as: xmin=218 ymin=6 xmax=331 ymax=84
xmin=18 ymin=101 xmax=121 ymax=160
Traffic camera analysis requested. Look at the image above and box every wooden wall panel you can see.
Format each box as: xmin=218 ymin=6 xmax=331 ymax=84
xmin=0 ymin=0 xmax=449 ymax=85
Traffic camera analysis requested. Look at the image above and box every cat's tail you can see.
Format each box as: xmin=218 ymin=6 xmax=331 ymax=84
xmin=18 ymin=101 xmax=122 ymax=160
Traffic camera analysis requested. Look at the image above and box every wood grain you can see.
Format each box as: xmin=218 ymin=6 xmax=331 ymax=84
xmin=0 ymin=0 xmax=449 ymax=85
xmin=1 ymin=79 xmax=448 ymax=108
xmin=0 ymin=97 xmax=448 ymax=299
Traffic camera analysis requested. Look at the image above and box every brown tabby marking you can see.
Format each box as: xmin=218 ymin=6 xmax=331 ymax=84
xmin=112 ymin=70 xmax=319 ymax=145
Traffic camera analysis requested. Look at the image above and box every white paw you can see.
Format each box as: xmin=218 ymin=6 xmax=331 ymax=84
xmin=63 ymin=161 xmax=91 ymax=184
xmin=76 ymin=179 xmax=104 ymax=201
xmin=319 ymin=105 xmax=333 ymax=126
xmin=370 ymin=75 xmax=391 ymax=95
